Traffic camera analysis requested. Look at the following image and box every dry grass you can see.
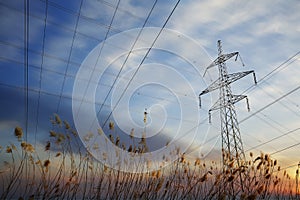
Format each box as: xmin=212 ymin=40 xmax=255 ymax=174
xmin=0 ymin=115 xmax=299 ymax=199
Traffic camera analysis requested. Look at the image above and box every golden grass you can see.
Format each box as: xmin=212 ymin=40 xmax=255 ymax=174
xmin=0 ymin=115 xmax=299 ymax=199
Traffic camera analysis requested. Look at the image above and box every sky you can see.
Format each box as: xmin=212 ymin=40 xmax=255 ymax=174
xmin=0 ymin=0 xmax=299 ymax=172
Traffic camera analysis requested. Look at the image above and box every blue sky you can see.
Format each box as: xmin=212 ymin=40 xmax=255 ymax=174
xmin=0 ymin=0 xmax=300 ymax=172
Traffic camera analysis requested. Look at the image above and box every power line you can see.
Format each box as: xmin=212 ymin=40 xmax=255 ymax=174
xmin=257 ymin=51 xmax=300 ymax=84
xmin=56 ymin=0 xmax=84 ymax=113
xmin=1 ymin=62 xmax=219 ymax=166
xmin=259 ymin=113 xmax=289 ymax=132
xmin=0 ymin=40 xmax=129 ymax=79
xmin=261 ymin=81 xmax=300 ymax=118
xmin=0 ymin=56 xmax=197 ymax=110
xmin=236 ymin=52 xmax=300 ymax=144
xmin=34 ymin=0 xmax=48 ymax=146
xmin=1 ymin=1 xmax=213 ymax=85
xmin=2 ymin=1 xmax=298 ymax=106
xmin=3 ymin=0 xmax=300 ymax=169
xmin=37 ymin=0 xmax=157 ymax=44
xmin=0 ymin=2 xmax=130 ymax=53
xmin=239 ymin=85 xmax=300 ymax=124
xmin=93 ymin=0 xmax=158 ymax=125
xmin=23 ymin=0 xmax=30 ymax=184
xmin=6 ymin=26 xmax=298 ymax=158
xmin=240 ymin=83 xmax=299 ymax=151
xmin=102 ymin=0 xmax=182 ymax=128
xmin=2 ymin=0 xmax=219 ymax=61
xmin=245 ymin=127 xmax=300 ymax=152
xmin=24 ymin=0 xmax=29 ymax=142
xmin=0 ymin=39 xmax=206 ymax=95
xmin=281 ymin=162 xmax=300 ymax=171
xmin=237 ymin=85 xmax=300 ymax=154
xmin=1 ymin=0 xmax=212 ymax=81
xmin=255 ymin=113 xmax=300 ymax=147
xmin=232 ymin=53 xmax=300 ymax=152
xmin=74 ymin=47 xmax=300 ymax=158
xmin=233 ymin=53 xmax=300 ymax=156
xmin=96 ymin=0 xmax=158 ymax=27
xmin=242 ymin=51 xmax=300 ymax=95
xmin=39 ymin=0 xmax=117 ymax=31
xmin=7 ymin=39 xmax=299 ymax=124
xmin=73 ymin=0 xmax=121 ymax=120
xmin=0 ymin=82 xmax=198 ymax=125
xmin=0 ymin=41 xmax=205 ymax=116
xmin=270 ymin=141 xmax=300 ymax=156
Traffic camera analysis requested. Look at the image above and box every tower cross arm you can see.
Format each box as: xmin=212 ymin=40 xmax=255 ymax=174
xmin=199 ymin=70 xmax=256 ymax=96
xmin=209 ymin=95 xmax=248 ymax=112
xmin=203 ymin=52 xmax=239 ymax=76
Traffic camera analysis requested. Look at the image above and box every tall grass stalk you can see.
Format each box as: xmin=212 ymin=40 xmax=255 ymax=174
xmin=0 ymin=115 xmax=299 ymax=199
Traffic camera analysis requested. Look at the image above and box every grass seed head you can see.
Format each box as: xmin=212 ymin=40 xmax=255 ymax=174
xmin=49 ymin=130 xmax=56 ymax=137
xmin=115 ymin=136 xmax=120 ymax=146
xmin=227 ymin=175 xmax=235 ymax=182
xmin=165 ymin=141 xmax=170 ymax=146
xmin=143 ymin=109 xmax=148 ymax=124
xmin=151 ymin=171 xmax=156 ymax=177
xmin=184 ymin=167 xmax=188 ymax=174
xmin=103 ymin=165 xmax=108 ymax=173
xmin=25 ymin=143 xmax=35 ymax=153
xmin=109 ymin=121 xmax=114 ymax=130
xmin=45 ymin=141 xmax=50 ymax=151
xmin=155 ymin=178 xmax=164 ymax=192
xmin=93 ymin=143 xmax=99 ymax=150
xmin=180 ymin=154 xmax=185 ymax=163
xmin=6 ymin=146 xmax=12 ymax=153
xmin=257 ymin=161 xmax=262 ymax=170
xmin=130 ymin=128 xmax=134 ymax=139
xmin=257 ymin=185 xmax=264 ymax=194
xmin=14 ymin=126 xmax=23 ymax=140
xmin=156 ymin=170 xmax=161 ymax=178
xmin=71 ymin=130 xmax=77 ymax=136
xmin=109 ymin=134 xmax=114 ymax=143
xmin=194 ymin=158 xmax=201 ymax=166
xmin=97 ymin=128 xmax=103 ymax=135
xmin=11 ymin=144 xmax=17 ymax=151
xmin=54 ymin=114 xmax=62 ymax=125
xmin=199 ymin=174 xmax=207 ymax=182
xmin=128 ymin=145 xmax=132 ymax=152
xmin=228 ymin=160 xmax=234 ymax=168
xmin=44 ymin=159 xmax=50 ymax=167
xmin=56 ymin=134 xmax=66 ymax=144
xmin=55 ymin=152 xmax=61 ymax=157
xmin=63 ymin=120 xmax=70 ymax=129
xmin=139 ymin=135 xmax=146 ymax=145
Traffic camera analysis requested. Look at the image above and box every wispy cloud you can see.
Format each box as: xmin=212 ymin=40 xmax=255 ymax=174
xmin=1 ymin=0 xmax=300 ymax=170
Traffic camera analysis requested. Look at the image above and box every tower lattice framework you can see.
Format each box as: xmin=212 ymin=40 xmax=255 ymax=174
xmin=199 ymin=40 xmax=257 ymax=168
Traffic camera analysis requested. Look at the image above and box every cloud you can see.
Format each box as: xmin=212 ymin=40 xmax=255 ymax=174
xmin=1 ymin=0 xmax=300 ymax=171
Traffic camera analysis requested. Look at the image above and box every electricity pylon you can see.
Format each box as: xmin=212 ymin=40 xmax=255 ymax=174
xmin=199 ymin=40 xmax=257 ymax=169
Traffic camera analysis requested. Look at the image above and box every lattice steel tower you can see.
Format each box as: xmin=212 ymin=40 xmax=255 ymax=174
xmin=199 ymin=40 xmax=257 ymax=168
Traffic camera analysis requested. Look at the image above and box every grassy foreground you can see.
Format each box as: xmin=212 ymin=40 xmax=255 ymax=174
xmin=0 ymin=115 xmax=299 ymax=199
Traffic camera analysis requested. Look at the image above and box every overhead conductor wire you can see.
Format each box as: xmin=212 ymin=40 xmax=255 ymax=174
xmin=102 ymin=0 xmax=181 ymax=128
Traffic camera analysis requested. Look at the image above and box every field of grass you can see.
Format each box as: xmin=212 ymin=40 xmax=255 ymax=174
xmin=0 ymin=115 xmax=299 ymax=199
